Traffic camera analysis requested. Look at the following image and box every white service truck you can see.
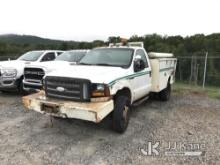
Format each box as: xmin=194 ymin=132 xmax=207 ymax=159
xmin=23 ymin=50 xmax=89 ymax=92
xmin=23 ymin=42 xmax=177 ymax=133
xmin=0 ymin=50 xmax=63 ymax=93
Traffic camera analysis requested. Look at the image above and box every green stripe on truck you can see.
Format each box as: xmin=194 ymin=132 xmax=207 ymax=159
xmin=108 ymin=71 xmax=151 ymax=86
xmin=108 ymin=67 xmax=174 ymax=86
xmin=159 ymin=67 xmax=174 ymax=72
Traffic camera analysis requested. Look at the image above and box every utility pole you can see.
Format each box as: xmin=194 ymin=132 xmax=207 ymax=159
xmin=203 ymin=52 xmax=208 ymax=89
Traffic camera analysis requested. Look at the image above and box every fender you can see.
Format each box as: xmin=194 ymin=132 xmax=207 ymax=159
xmin=16 ymin=69 xmax=24 ymax=80
xmin=109 ymin=79 xmax=134 ymax=103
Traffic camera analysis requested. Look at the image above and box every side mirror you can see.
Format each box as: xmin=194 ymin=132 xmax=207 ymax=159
xmin=134 ymin=55 xmax=145 ymax=72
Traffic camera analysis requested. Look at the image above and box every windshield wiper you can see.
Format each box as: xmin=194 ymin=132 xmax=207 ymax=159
xmin=21 ymin=59 xmax=33 ymax=62
xmin=79 ymin=62 xmax=93 ymax=66
xmin=94 ymin=63 xmax=112 ymax=66
xmin=94 ymin=63 xmax=125 ymax=68
xmin=79 ymin=62 xmax=125 ymax=68
xmin=69 ymin=62 xmax=77 ymax=65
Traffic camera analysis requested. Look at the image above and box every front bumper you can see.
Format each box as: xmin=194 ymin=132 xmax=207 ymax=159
xmin=0 ymin=77 xmax=19 ymax=90
xmin=23 ymin=80 xmax=42 ymax=92
xmin=22 ymin=91 xmax=114 ymax=123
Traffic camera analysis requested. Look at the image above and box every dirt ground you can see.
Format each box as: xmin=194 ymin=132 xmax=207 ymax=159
xmin=0 ymin=91 xmax=219 ymax=165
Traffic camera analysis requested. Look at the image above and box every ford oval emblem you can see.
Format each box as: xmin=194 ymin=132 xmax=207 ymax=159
xmin=56 ymin=87 xmax=65 ymax=92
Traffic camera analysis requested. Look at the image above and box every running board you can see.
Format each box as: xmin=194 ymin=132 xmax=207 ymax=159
xmin=132 ymin=95 xmax=149 ymax=106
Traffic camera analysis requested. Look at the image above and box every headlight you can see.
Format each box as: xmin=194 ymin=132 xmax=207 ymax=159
xmin=1 ymin=68 xmax=17 ymax=78
xmin=91 ymin=83 xmax=110 ymax=97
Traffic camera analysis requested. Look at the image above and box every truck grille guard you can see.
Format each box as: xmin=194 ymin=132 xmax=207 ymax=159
xmin=24 ymin=67 xmax=45 ymax=89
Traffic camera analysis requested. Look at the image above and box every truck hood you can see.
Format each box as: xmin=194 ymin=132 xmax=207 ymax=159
xmin=0 ymin=60 xmax=39 ymax=70
xmin=25 ymin=61 xmax=74 ymax=72
xmin=47 ymin=65 xmax=130 ymax=84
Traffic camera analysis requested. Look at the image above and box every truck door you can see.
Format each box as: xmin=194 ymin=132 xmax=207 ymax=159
xmin=132 ymin=49 xmax=152 ymax=100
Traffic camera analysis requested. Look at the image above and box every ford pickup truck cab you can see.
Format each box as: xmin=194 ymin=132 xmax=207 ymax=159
xmin=23 ymin=42 xmax=177 ymax=133
xmin=23 ymin=50 xmax=89 ymax=92
xmin=0 ymin=50 xmax=63 ymax=93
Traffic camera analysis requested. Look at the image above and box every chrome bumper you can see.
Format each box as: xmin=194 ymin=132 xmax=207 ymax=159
xmin=23 ymin=79 xmax=42 ymax=92
xmin=0 ymin=77 xmax=18 ymax=90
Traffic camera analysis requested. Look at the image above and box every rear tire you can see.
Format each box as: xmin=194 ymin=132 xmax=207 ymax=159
xmin=112 ymin=95 xmax=130 ymax=133
xmin=159 ymin=83 xmax=171 ymax=101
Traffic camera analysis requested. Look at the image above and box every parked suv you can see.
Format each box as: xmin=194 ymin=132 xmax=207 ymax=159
xmin=0 ymin=50 xmax=63 ymax=93
xmin=23 ymin=50 xmax=89 ymax=92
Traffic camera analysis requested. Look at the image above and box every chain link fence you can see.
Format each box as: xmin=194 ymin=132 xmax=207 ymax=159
xmin=176 ymin=53 xmax=220 ymax=87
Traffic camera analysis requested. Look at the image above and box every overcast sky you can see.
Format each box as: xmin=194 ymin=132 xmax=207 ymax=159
xmin=0 ymin=0 xmax=219 ymax=41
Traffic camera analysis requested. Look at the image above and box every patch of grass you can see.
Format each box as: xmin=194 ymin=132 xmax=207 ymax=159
xmin=173 ymin=82 xmax=220 ymax=100
xmin=206 ymin=87 xmax=220 ymax=100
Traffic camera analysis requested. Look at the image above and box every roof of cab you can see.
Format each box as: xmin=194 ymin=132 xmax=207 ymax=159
xmin=29 ymin=50 xmax=64 ymax=52
xmin=94 ymin=42 xmax=144 ymax=50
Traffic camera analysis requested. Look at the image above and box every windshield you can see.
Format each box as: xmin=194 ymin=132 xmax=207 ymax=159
xmin=55 ymin=51 xmax=87 ymax=62
xmin=18 ymin=51 xmax=44 ymax=61
xmin=79 ymin=48 xmax=134 ymax=68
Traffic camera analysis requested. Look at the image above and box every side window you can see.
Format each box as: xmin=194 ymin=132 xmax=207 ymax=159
xmin=57 ymin=52 xmax=63 ymax=56
xmin=75 ymin=52 xmax=86 ymax=62
xmin=41 ymin=52 xmax=56 ymax=62
xmin=135 ymin=49 xmax=149 ymax=68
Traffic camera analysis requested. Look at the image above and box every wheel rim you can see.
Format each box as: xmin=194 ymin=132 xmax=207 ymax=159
xmin=123 ymin=105 xmax=129 ymax=122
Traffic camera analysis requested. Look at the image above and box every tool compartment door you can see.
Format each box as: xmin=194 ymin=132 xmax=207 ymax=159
xmin=150 ymin=58 xmax=177 ymax=92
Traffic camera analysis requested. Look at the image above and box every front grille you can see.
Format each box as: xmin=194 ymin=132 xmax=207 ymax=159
xmin=24 ymin=67 xmax=45 ymax=83
xmin=45 ymin=76 xmax=91 ymax=101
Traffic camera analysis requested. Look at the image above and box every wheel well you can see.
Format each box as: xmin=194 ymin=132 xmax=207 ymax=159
xmin=168 ymin=77 xmax=171 ymax=84
xmin=19 ymin=75 xmax=24 ymax=83
xmin=20 ymin=75 xmax=24 ymax=80
xmin=16 ymin=75 xmax=24 ymax=87
xmin=114 ymin=88 xmax=131 ymax=103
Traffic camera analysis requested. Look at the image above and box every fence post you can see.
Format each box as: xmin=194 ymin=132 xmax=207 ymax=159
xmin=196 ymin=64 xmax=199 ymax=85
xmin=189 ymin=55 xmax=193 ymax=83
xmin=202 ymin=52 xmax=208 ymax=89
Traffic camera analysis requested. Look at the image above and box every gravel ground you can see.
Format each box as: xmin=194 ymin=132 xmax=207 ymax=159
xmin=0 ymin=91 xmax=219 ymax=165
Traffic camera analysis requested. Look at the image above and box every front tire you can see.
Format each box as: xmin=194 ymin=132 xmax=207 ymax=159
xmin=18 ymin=78 xmax=26 ymax=95
xmin=112 ymin=96 xmax=130 ymax=133
xmin=159 ymin=83 xmax=171 ymax=101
